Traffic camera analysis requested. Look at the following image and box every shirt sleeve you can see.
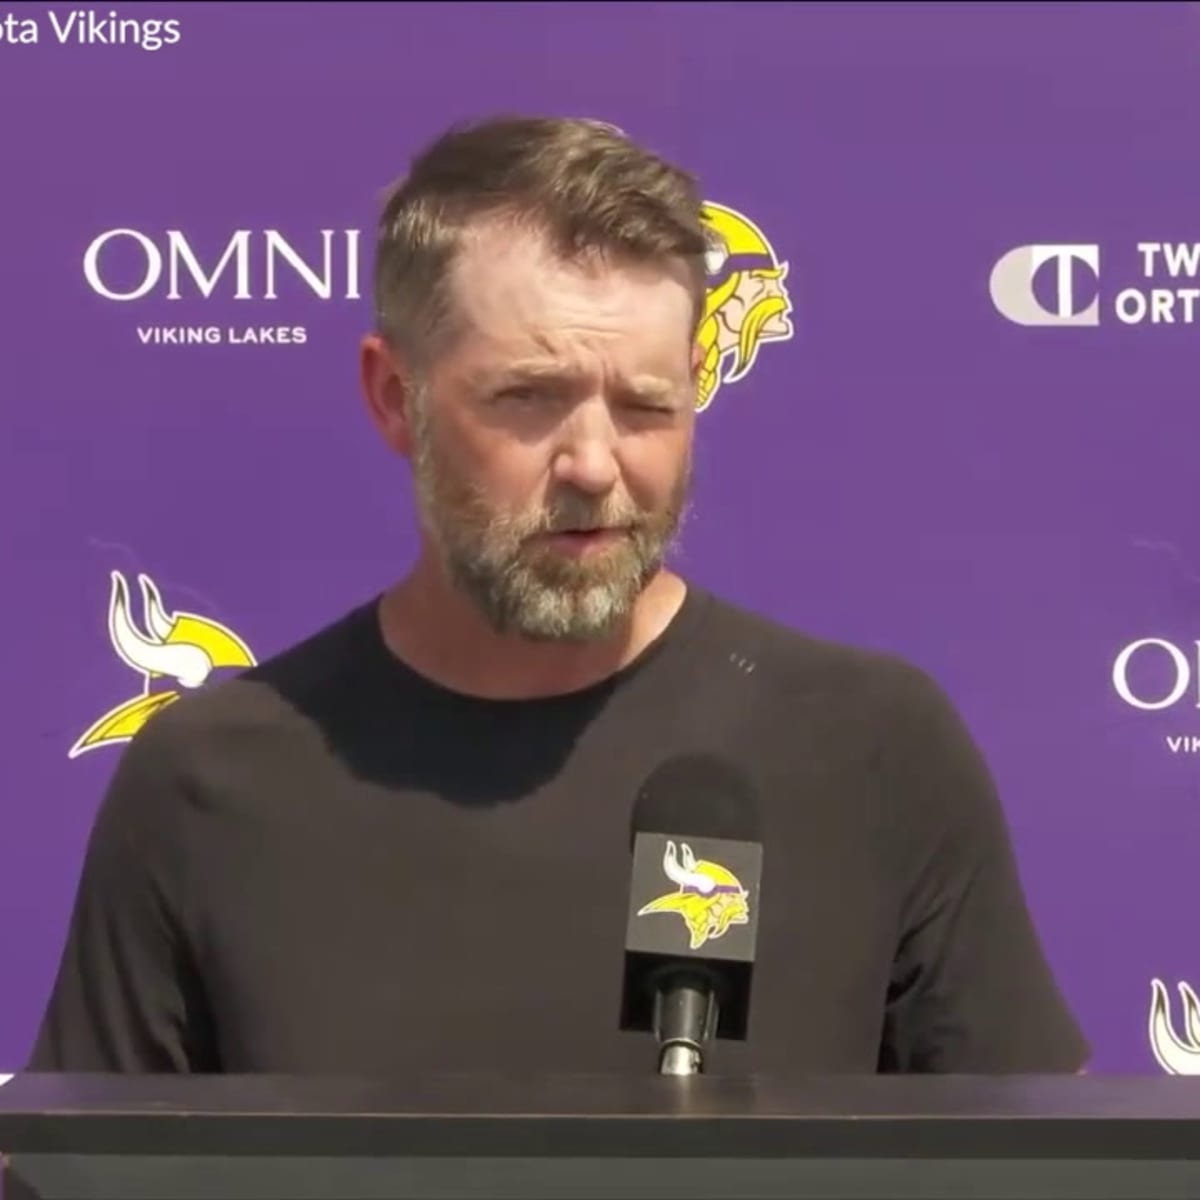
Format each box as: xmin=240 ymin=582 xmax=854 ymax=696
xmin=26 ymin=713 xmax=217 ymax=1073
xmin=877 ymin=663 xmax=1090 ymax=1074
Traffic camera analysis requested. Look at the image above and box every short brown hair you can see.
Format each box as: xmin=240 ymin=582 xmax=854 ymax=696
xmin=371 ymin=115 xmax=710 ymax=367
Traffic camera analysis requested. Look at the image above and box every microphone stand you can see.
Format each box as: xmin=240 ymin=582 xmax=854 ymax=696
xmin=652 ymin=968 xmax=720 ymax=1076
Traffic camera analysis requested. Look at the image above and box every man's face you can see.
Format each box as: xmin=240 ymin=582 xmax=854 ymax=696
xmin=405 ymin=221 xmax=698 ymax=642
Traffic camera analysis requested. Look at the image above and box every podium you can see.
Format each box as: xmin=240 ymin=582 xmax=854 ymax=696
xmin=2 ymin=1072 xmax=1200 ymax=1198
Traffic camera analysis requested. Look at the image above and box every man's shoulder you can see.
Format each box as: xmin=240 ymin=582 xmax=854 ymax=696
xmin=699 ymin=592 xmax=1005 ymax=866
xmin=688 ymin=590 xmax=994 ymax=858
xmin=697 ymin=588 xmax=946 ymax=715
xmin=75 ymin=600 xmax=386 ymax=863
xmin=130 ymin=597 xmax=380 ymax=756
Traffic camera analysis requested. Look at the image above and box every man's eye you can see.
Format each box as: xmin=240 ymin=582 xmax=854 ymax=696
xmin=625 ymin=398 xmax=675 ymax=415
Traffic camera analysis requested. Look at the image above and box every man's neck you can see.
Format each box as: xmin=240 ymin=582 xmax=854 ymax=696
xmin=376 ymin=554 xmax=688 ymax=701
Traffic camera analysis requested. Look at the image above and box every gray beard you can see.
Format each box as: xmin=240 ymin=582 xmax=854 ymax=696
xmin=408 ymin=396 xmax=689 ymax=642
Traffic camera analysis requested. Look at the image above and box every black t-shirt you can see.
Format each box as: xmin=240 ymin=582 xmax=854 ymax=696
xmin=28 ymin=584 xmax=1089 ymax=1076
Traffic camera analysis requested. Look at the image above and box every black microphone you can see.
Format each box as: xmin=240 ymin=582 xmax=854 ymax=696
xmin=618 ymin=753 xmax=763 ymax=1076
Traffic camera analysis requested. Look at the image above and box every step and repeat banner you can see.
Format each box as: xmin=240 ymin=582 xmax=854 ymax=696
xmin=2 ymin=0 xmax=1199 ymax=1074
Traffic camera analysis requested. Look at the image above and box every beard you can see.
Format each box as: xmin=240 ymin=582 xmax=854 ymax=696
xmin=408 ymin=395 xmax=690 ymax=643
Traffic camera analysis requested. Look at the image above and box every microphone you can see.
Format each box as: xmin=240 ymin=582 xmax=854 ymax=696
xmin=618 ymin=753 xmax=763 ymax=1077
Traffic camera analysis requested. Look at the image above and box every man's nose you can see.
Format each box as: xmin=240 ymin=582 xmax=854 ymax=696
xmin=550 ymin=401 xmax=621 ymax=495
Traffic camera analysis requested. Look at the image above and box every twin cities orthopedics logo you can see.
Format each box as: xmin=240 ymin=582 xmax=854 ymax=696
xmin=990 ymin=242 xmax=1200 ymax=327
xmin=80 ymin=227 xmax=363 ymax=348
xmin=1111 ymin=637 xmax=1200 ymax=756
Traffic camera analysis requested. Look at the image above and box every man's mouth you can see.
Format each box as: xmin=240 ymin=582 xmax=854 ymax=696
xmin=539 ymin=527 xmax=627 ymax=552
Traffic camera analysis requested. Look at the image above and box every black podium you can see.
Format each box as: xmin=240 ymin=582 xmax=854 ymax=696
xmin=2 ymin=1072 xmax=1200 ymax=1198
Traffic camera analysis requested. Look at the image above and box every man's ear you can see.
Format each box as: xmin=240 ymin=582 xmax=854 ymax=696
xmin=688 ymin=336 xmax=708 ymax=412
xmin=360 ymin=333 xmax=417 ymax=459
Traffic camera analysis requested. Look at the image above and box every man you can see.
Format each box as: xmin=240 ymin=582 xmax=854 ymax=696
xmin=29 ymin=116 xmax=1088 ymax=1076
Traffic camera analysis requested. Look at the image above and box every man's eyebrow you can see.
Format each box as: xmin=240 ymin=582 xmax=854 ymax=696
xmin=467 ymin=360 xmax=576 ymax=387
xmin=467 ymin=362 xmax=682 ymax=402
xmin=624 ymin=375 xmax=677 ymax=399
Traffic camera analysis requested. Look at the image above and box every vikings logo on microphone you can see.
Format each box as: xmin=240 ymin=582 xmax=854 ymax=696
xmin=696 ymin=202 xmax=794 ymax=413
xmin=69 ymin=570 xmax=256 ymax=759
xmin=637 ymin=840 xmax=751 ymax=951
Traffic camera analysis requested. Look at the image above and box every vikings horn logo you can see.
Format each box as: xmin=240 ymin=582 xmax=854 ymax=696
xmin=636 ymin=840 xmax=750 ymax=951
xmin=1148 ymin=977 xmax=1200 ymax=1074
xmin=696 ymin=202 xmax=794 ymax=413
xmin=69 ymin=570 xmax=256 ymax=759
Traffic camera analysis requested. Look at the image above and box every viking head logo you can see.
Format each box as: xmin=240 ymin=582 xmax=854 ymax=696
xmin=696 ymin=202 xmax=794 ymax=412
xmin=69 ymin=570 xmax=256 ymax=758
xmin=1149 ymin=977 xmax=1200 ymax=1075
xmin=636 ymin=840 xmax=750 ymax=950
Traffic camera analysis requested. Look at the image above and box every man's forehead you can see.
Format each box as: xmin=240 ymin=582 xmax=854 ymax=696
xmin=450 ymin=219 xmax=693 ymax=306
xmin=452 ymin=220 xmax=566 ymax=284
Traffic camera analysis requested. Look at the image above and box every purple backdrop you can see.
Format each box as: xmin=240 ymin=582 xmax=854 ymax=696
xmin=2 ymin=0 xmax=1198 ymax=1076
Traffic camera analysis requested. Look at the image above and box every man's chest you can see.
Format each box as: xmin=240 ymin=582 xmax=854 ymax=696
xmin=190 ymin=771 xmax=899 ymax=1076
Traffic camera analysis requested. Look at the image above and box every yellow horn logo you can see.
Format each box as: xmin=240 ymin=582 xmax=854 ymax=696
xmin=637 ymin=840 xmax=750 ymax=951
xmin=1149 ymin=977 xmax=1200 ymax=1075
xmin=69 ymin=570 xmax=256 ymax=759
xmin=697 ymin=202 xmax=795 ymax=412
